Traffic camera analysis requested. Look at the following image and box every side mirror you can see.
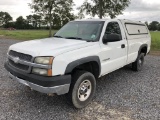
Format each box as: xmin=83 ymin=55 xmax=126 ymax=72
xmin=103 ymin=34 xmax=121 ymax=44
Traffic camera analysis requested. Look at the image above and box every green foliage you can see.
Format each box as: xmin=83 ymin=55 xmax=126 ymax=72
xmin=78 ymin=0 xmax=130 ymax=19
xmin=26 ymin=14 xmax=42 ymax=28
xmin=15 ymin=16 xmax=26 ymax=29
xmin=29 ymin=0 xmax=75 ymax=37
xmin=149 ymin=21 xmax=160 ymax=31
xmin=26 ymin=15 xmax=33 ymax=24
xmin=0 ymin=11 xmax=12 ymax=26
xmin=158 ymin=24 xmax=160 ymax=31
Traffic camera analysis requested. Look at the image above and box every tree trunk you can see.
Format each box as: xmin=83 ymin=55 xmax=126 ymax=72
xmin=99 ymin=0 xmax=103 ymax=19
xmin=99 ymin=13 xmax=103 ymax=19
xmin=48 ymin=0 xmax=52 ymax=37
xmin=49 ymin=14 xmax=52 ymax=37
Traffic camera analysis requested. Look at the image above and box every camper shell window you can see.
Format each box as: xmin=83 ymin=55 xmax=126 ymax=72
xmin=125 ymin=23 xmax=148 ymax=35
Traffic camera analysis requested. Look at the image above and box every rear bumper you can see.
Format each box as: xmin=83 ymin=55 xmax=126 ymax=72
xmin=4 ymin=62 xmax=71 ymax=95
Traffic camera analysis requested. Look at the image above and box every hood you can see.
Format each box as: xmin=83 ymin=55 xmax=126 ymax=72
xmin=9 ymin=38 xmax=95 ymax=57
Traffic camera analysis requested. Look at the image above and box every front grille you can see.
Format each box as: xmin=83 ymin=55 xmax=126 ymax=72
xmin=8 ymin=50 xmax=32 ymax=72
xmin=9 ymin=50 xmax=32 ymax=62
xmin=9 ymin=59 xmax=29 ymax=71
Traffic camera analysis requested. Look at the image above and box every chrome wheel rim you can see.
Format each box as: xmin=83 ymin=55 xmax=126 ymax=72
xmin=138 ymin=57 xmax=144 ymax=68
xmin=78 ymin=80 xmax=92 ymax=102
xmin=139 ymin=59 xmax=142 ymax=66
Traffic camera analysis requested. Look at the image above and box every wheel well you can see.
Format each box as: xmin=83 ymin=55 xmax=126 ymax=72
xmin=140 ymin=46 xmax=147 ymax=56
xmin=72 ymin=61 xmax=100 ymax=79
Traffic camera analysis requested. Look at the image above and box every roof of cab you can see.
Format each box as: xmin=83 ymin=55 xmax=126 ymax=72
xmin=74 ymin=19 xmax=107 ymax=22
xmin=120 ymin=19 xmax=143 ymax=24
xmin=74 ymin=18 xmax=143 ymax=23
xmin=73 ymin=18 xmax=145 ymax=25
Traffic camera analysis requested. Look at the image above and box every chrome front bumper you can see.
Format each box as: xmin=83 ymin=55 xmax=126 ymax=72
xmin=9 ymin=73 xmax=70 ymax=95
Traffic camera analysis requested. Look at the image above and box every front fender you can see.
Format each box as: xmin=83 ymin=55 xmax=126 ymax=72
xmin=65 ymin=56 xmax=101 ymax=76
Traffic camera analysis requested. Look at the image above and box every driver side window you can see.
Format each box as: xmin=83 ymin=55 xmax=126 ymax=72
xmin=105 ymin=22 xmax=122 ymax=41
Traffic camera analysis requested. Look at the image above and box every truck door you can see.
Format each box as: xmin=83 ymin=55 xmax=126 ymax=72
xmin=100 ymin=21 xmax=128 ymax=76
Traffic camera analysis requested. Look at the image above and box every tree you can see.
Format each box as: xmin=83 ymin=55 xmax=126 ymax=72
xmin=26 ymin=14 xmax=42 ymax=29
xmin=0 ymin=11 xmax=12 ymax=26
xmin=15 ymin=16 xmax=27 ymax=29
xmin=158 ymin=24 xmax=160 ymax=31
xmin=26 ymin=15 xmax=33 ymax=25
xmin=52 ymin=9 xmax=75 ymax=29
xmin=78 ymin=0 xmax=130 ymax=19
xmin=29 ymin=0 xmax=74 ymax=37
xmin=60 ymin=12 xmax=75 ymax=26
xmin=149 ymin=21 xmax=159 ymax=31
xmin=32 ymin=14 xmax=42 ymax=28
xmin=4 ymin=22 xmax=15 ymax=28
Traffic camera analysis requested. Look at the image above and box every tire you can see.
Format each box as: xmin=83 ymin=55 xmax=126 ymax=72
xmin=132 ymin=53 xmax=145 ymax=71
xmin=67 ymin=71 xmax=96 ymax=109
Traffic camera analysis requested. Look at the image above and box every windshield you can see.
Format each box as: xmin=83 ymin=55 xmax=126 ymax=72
xmin=54 ymin=21 xmax=104 ymax=42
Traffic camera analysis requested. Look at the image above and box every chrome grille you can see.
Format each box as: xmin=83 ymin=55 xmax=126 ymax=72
xmin=9 ymin=59 xmax=29 ymax=71
xmin=9 ymin=50 xmax=32 ymax=62
xmin=8 ymin=50 xmax=33 ymax=72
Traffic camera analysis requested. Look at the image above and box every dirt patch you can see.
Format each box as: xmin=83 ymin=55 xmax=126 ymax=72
xmin=69 ymin=102 xmax=132 ymax=120
xmin=149 ymin=51 xmax=160 ymax=56
xmin=0 ymin=35 xmax=18 ymax=40
xmin=0 ymin=35 xmax=7 ymax=39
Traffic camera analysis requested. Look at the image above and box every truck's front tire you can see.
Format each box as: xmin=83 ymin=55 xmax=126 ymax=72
xmin=132 ymin=53 xmax=145 ymax=71
xmin=67 ymin=71 xmax=96 ymax=109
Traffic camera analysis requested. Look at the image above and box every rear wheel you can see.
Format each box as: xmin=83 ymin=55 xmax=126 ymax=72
xmin=132 ymin=53 xmax=145 ymax=71
xmin=67 ymin=71 xmax=96 ymax=109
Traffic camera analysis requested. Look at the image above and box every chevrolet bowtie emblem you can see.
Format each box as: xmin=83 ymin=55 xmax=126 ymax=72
xmin=13 ymin=57 xmax=20 ymax=64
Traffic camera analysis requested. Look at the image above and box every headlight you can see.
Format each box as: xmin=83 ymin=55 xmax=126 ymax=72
xmin=32 ymin=56 xmax=53 ymax=76
xmin=34 ymin=57 xmax=53 ymax=65
xmin=32 ymin=68 xmax=48 ymax=76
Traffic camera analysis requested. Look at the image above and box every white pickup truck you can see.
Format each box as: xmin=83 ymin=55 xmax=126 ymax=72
xmin=5 ymin=19 xmax=151 ymax=108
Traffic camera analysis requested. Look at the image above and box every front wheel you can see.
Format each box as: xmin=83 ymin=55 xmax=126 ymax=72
xmin=67 ymin=71 xmax=96 ymax=109
xmin=132 ymin=53 xmax=145 ymax=71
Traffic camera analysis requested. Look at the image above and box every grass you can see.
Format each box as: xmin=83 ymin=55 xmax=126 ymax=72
xmin=0 ymin=30 xmax=159 ymax=51
xmin=150 ymin=31 xmax=160 ymax=51
xmin=0 ymin=30 xmax=57 ymax=40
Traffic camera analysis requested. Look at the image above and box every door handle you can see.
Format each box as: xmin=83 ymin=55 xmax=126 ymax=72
xmin=121 ymin=44 xmax=125 ymax=48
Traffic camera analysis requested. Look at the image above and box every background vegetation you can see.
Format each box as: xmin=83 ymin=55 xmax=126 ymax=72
xmin=150 ymin=31 xmax=160 ymax=51
xmin=0 ymin=30 xmax=159 ymax=51
xmin=0 ymin=30 xmax=57 ymax=40
xmin=0 ymin=0 xmax=159 ymax=52
xmin=0 ymin=0 xmax=131 ymax=36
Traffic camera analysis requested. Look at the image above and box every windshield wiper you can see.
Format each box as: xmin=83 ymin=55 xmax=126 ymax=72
xmin=65 ymin=37 xmax=82 ymax=40
xmin=54 ymin=35 xmax=63 ymax=38
xmin=86 ymin=40 xmax=96 ymax=42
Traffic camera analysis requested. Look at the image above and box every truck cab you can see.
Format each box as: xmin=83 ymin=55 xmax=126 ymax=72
xmin=5 ymin=19 xmax=151 ymax=108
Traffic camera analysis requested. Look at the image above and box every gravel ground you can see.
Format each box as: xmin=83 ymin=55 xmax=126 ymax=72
xmin=0 ymin=39 xmax=160 ymax=120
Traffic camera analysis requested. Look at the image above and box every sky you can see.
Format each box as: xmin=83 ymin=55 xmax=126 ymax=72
xmin=0 ymin=0 xmax=160 ymax=22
